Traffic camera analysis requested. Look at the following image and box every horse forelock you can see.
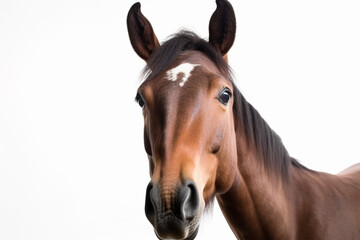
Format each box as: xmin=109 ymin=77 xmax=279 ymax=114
xmin=141 ymin=30 xmax=233 ymax=84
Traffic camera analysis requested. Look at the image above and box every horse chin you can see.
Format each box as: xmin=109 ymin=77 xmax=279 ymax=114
xmin=154 ymin=226 xmax=200 ymax=240
xmin=153 ymin=210 xmax=202 ymax=240
xmin=183 ymin=226 xmax=200 ymax=240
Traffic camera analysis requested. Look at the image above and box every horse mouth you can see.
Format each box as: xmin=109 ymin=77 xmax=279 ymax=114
xmin=152 ymin=211 xmax=202 ymax=240
xmin=154 ymin=222 xmax=200 ymax=240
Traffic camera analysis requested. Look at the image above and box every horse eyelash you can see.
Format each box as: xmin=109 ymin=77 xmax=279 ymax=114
xmin=135 ymin=93 xmax=146 ymax=108
xmin=135 ymin=93 xmax=141 ymax=102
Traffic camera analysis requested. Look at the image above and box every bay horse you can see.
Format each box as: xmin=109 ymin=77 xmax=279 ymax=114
xmin=127 ymin=0 xmax=360 ymax=239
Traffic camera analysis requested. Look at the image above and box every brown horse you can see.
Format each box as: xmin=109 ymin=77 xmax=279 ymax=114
xmin=127 ymin=0 xmax=360 ymax=239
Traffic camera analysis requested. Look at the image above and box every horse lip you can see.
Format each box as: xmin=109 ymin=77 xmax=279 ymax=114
xmin=183 ymin=226 xmax=199 ymax=240
xmin=154 ymin=217 xmax=186 ymax=239
xmin=152 ymin=212 xmax=200 ymax=240
xmin=151 ymin=206 xmax=201 ymax=239
xmin=154 ymin=225 xmax=200 ymax=240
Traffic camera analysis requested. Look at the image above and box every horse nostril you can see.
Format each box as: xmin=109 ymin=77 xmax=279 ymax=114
xmin=182 ymin=180 xmax=200 ymax=220
xmin=145 ymin=182 xmax=157 ymax=224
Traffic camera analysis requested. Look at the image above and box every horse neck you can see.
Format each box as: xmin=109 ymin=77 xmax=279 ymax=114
xmin=216 ymin=138 xmax=295 ymax=239
xmin=216 ymin=95 xmax=296 ymax=239
xmin=216 ymin=92 xmax=360 ymax=239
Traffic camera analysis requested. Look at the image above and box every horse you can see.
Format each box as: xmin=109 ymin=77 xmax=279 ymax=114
xmin=126 ymin=0 xmax=360 ymax=239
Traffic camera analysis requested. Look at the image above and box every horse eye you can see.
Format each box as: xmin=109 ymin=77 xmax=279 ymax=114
xmin=218 ymin=88 xmax=232 ymax=105
xmin=135 ymin=93 xmax=145 ymax=108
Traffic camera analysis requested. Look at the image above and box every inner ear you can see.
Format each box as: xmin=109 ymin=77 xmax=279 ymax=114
xmin=209 ymin=0 xmax=236 ymax=57
xmin=127 ymin=2 xmax=160 ymax=61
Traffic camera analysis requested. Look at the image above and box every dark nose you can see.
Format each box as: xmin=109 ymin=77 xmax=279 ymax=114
xmin=145 ymin=179 xmax=200 ymax=225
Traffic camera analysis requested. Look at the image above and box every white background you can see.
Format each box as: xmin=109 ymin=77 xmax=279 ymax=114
xmin=1 ymin=0 xmax=359 ymax=239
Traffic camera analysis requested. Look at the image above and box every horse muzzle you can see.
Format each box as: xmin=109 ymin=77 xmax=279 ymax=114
xmin=145 ymin=179 xmax=201 ymax=240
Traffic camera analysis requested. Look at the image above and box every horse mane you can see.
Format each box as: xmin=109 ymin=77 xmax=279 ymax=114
xmin=233 ymin=89 xmax=309 ymax=179
xmin=142 ymin=30 xmax=308 ymax=179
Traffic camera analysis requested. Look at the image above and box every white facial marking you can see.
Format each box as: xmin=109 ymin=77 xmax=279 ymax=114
xmin=166 ymin=63 xmax=199 ymax=87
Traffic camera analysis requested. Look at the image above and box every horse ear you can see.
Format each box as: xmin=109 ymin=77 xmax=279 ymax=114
xmin=127 ymin=2 xmax=160 ymax=61
xmin=209 ymin=0 xmax=236 ymax=59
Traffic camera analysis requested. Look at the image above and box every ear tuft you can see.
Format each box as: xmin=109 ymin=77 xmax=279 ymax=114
xmin=127 ymin=2 xmax=160 ymax=61
xmin=209 ymin=0 xmax=236 ymax=57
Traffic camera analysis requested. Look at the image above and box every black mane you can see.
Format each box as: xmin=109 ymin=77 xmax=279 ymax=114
xmin=233 ymin=89 xmax=309 ymax=178
xmin=142 ymin=31 xmax=307 ymax=179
